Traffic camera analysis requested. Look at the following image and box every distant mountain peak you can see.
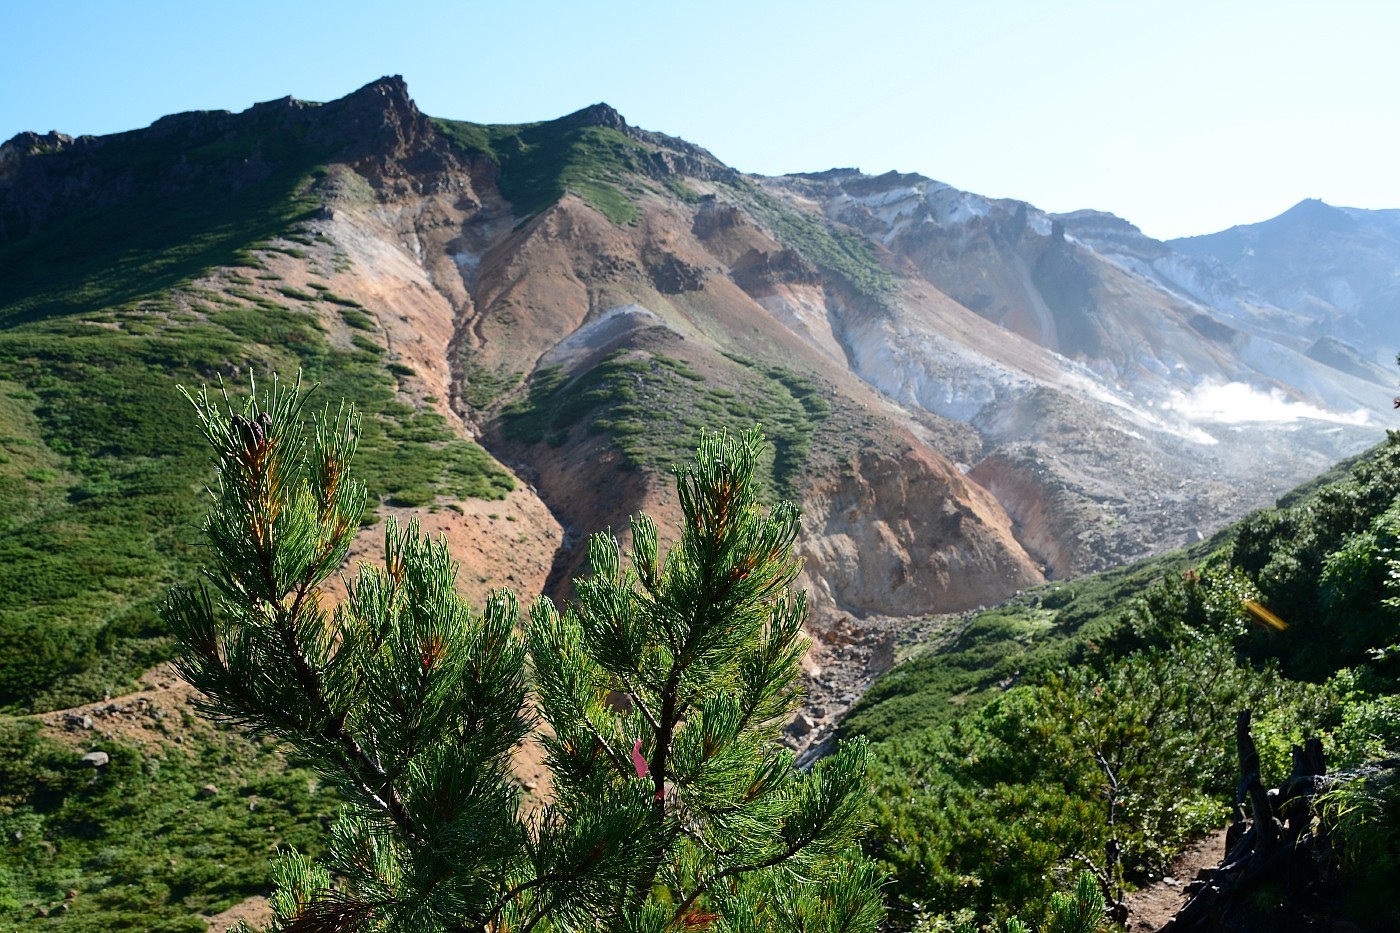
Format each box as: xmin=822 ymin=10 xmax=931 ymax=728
xmin=788 ymin=167 xmax=864 ymax=180
xmin=0 ymin=130 xmax=74 ymax=165
xmin=1054 ymin=209 xmax=1141 ymax=232
xmin=562 ymin=102 xmax=628 ymax=131
xmin=1277 ymin=196 xmax=1357 ymax=230
xmin=333 ymin=74 xmax=423 ymax=120
xmin=1280 ymin=197 xmax=1337 ymax=218
xmin=362 ymin=73 xmax=411 ymax=97
xmin=1170 ymin=196 xmax=1400 ymax=346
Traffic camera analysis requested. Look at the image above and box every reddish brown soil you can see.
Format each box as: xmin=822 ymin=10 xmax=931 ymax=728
xmin=204 ymin=895 xmax=273 ymax=932
xmin=1126 ymin=828 xmax=1230 ymax=932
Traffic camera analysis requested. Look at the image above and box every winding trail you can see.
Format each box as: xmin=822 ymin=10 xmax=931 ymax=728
xmin=1125 ymin=827 xmax=1230 ymax=932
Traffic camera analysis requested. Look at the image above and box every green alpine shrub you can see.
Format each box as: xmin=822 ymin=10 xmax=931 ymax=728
xmin=164 ymin=376 xmax=884 ymax=932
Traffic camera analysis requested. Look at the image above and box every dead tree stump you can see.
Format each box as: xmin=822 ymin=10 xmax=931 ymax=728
xmin=1167 ymin=709 xmax=1333 ymax=932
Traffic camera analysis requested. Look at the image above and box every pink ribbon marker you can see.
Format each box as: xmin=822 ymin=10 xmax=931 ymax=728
xmin=632 ymin=740 xmax=665 ymax=800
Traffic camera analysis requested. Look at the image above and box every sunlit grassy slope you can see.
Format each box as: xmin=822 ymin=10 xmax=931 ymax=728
xmin=0 ymin=116 xmax=512 ymax=712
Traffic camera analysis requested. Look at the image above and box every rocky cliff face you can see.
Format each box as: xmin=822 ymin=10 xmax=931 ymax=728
xmin=798 ymin=439 xmax=1043 ymax=620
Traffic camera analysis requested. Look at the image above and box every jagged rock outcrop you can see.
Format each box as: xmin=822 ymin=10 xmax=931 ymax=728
xmin=799 ymin=442 xmax=1043 ymax=619
xmin=0 ymin=76 xmax=476 ymax=244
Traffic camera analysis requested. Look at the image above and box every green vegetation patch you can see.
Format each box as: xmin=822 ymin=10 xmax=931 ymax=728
xmin=863 ymin=640 xmax=1326 ymax=928
xmin=0 ymin=154 xmax=330 ymax=329
xmin=435 ymin=114 xmax=646 ymax=225
xmin=0 ymin=326 xmax=251 ymax=711
xmin=848 ymin=435 xmax=1400 ymax=928
xmin=320 ymin=291 xmax=365 ymax=309
xmin=458 ymin=352 xmax=519 ymax=411
xmin=0 ymin=383 xmax=71 ymax=535
xmin=275 ymin=285 xmax=319 ymax=302
xmin=202 ymin=303 xmax=516 ymax=517
xmin=0 ymin=284 xmax=514 ymax=710
xmin=337 ymin=307 xmax=376 ymax=331
xmin=0 ymin=717 xmax=331 ymax=931
xmin=840 ymin=535 xmax=1220 ymax=743
xmin=1229 ymin=438 xmax=1400 ymax=679
xmin=500 ymin=350 xmax=831 ymax=499
xmin=733 ymin=182 xmax=897 ymax=308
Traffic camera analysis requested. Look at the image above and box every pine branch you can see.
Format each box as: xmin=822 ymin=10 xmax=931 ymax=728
xmin=261 ymin=593 xmax=417 ymax=838
xmin=669 ymin=834 xmax=811 ymax=925
xmin=619 ymin=673 xmax=662 ymax=733
xmin=173 ymin=402 xmax=885 ymax=931
xmin=580 ymin=714 xmax=633 ymax=780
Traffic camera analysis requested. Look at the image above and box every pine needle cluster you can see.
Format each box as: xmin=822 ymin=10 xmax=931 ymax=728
xmin=164 ymin=376 xmax=884 ymax=932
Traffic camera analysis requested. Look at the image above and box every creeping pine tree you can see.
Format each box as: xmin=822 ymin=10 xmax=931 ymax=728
xmin=164 ymin=376 xmax=884 ymax=933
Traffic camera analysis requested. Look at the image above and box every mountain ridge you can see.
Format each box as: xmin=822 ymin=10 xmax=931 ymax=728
xmin=0 ymin=73 xmax=1393 ymax=738
xmin=1168 ymin=195 xmax=1400 ymax=350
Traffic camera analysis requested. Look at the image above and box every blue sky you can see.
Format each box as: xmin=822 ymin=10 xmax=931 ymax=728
xmin=4 ymin=0 xmax=1397 ymax=239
